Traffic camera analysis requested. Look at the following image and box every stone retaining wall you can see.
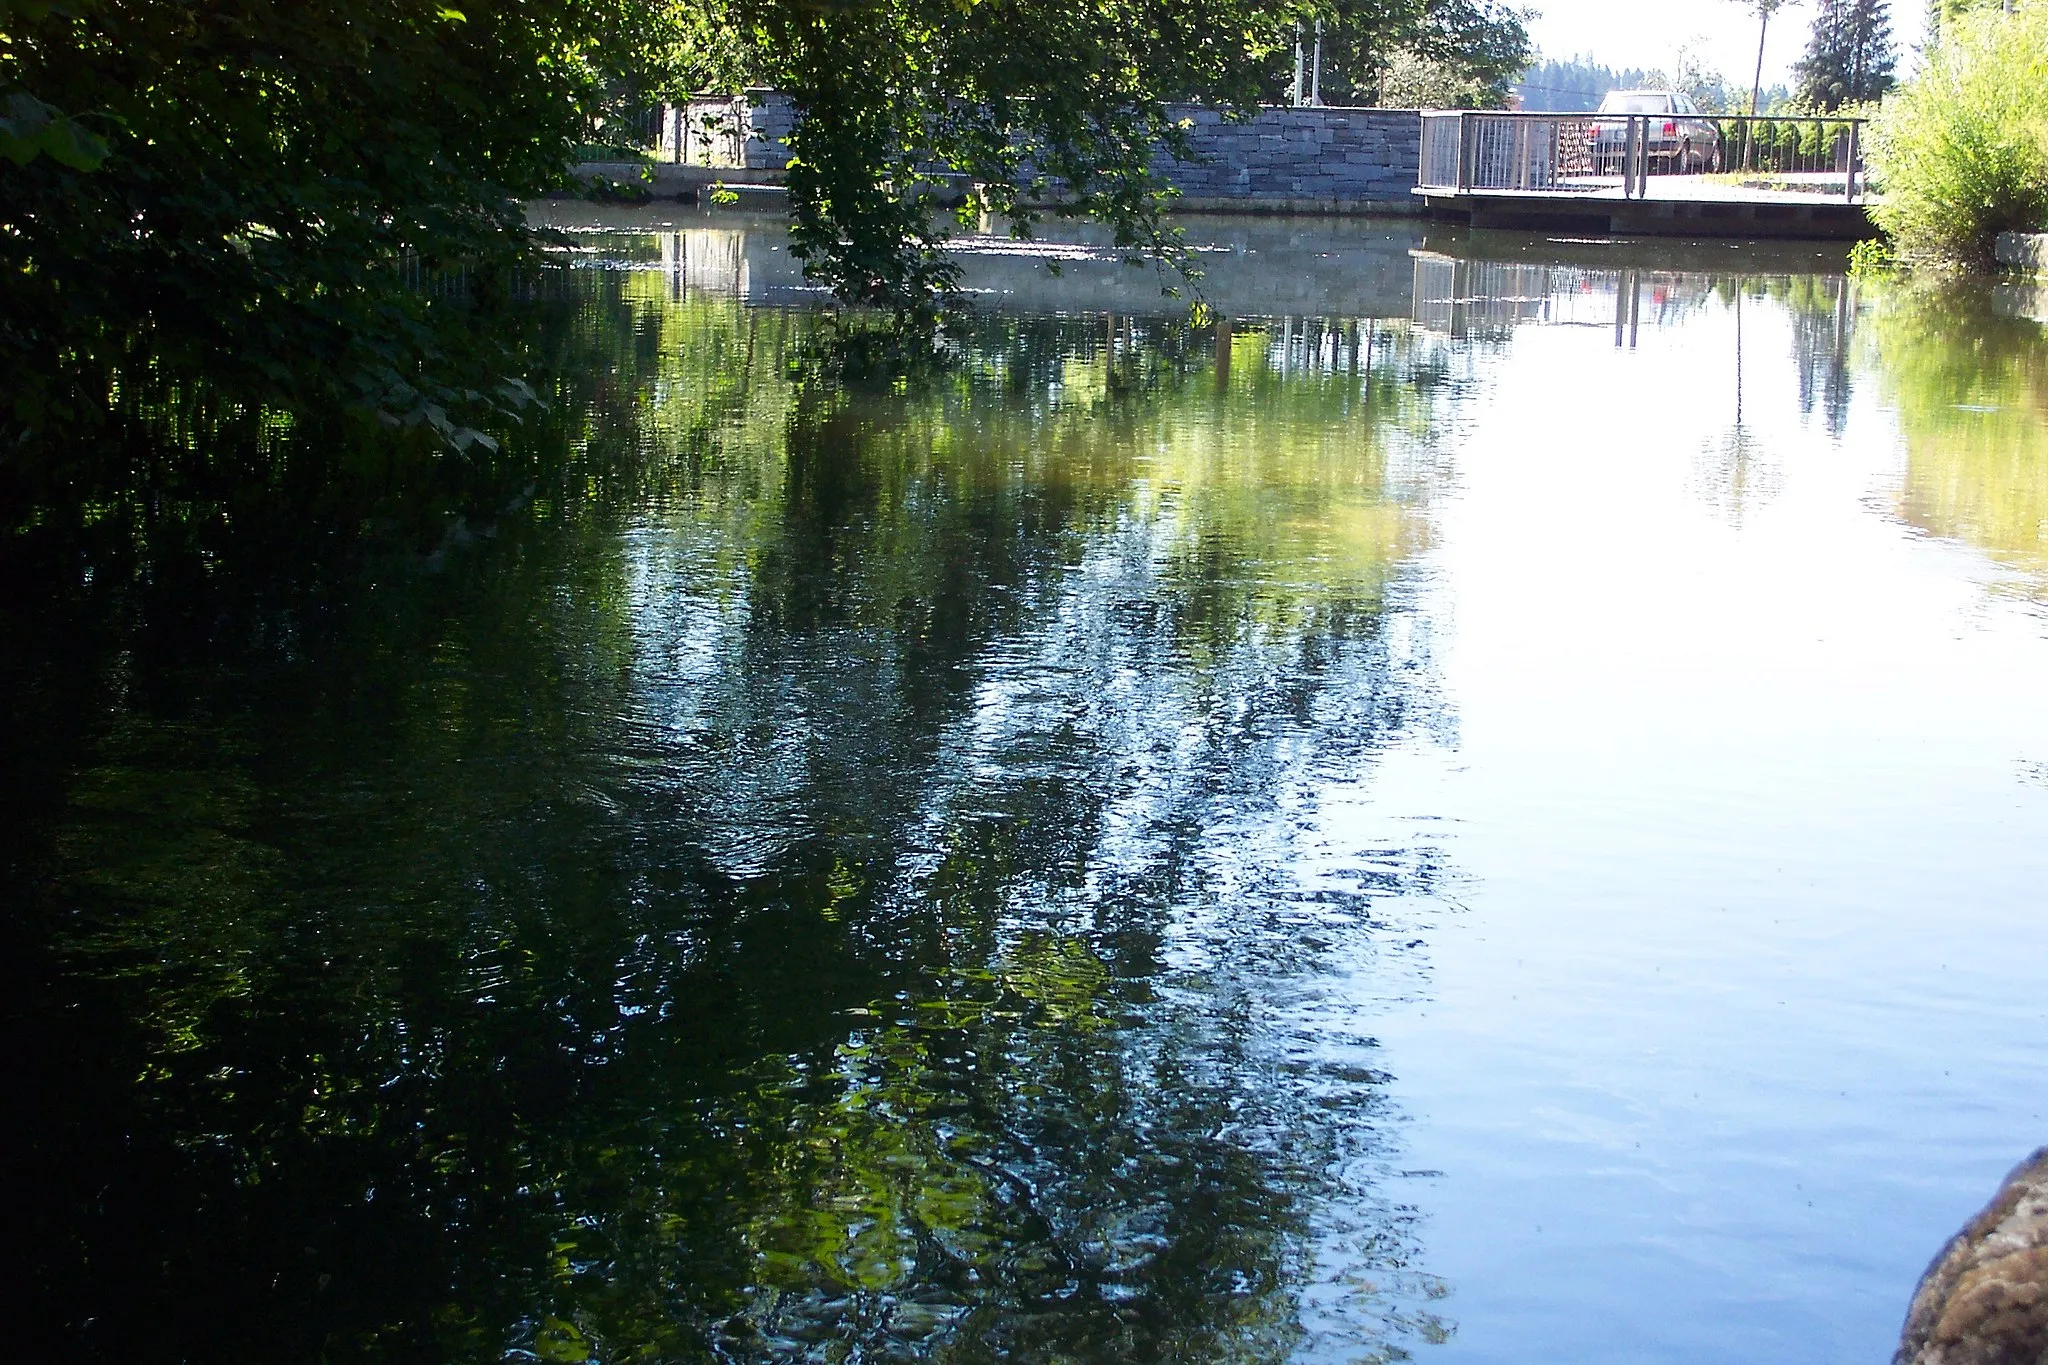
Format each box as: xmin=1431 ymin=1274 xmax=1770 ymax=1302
xmin=654 ymin=90 xmax=796 ymax=170
xmin=647 ymin=94 xmax=1422 ymax=213
xmin=1995 ymin=231 xmax=2048 ymax=273
xmin=1159 ymin=106 xmax=1422 ymax=211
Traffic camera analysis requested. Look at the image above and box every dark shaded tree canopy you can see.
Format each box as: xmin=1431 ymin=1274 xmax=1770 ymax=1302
xmin=706 ymin=0 xmax=1292 ymax=311
xmin=0 ymin=0 xmax=694 ymax=439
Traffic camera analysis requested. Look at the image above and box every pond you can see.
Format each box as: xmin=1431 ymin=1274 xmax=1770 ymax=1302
xmin=6 ymin=210 xmax=2048 ymax=1365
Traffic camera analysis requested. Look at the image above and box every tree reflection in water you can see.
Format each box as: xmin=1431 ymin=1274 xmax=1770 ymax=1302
xmin=3 ymin=275 xmax=1462 ymax=1363
xmin=1866 ymin=279 xmax=2048 ymax=597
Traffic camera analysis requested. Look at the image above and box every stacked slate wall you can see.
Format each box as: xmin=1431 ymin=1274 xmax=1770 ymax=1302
xmin=655 ymin=90 xmax=797 ymax=170
xmin=740 ymin=92 xmax=798 ymax=169
xmin=1160 ymin=106 xmax=1423 ymax=212
xmin=650 ymin=96 xmax=1422 ymax=212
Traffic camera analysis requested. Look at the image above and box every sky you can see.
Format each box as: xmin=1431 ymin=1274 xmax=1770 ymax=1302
xmin=1522 ymin=0 xmax=1926 ymax=90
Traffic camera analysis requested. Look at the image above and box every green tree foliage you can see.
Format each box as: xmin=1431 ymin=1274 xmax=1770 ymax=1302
xmin=1928 ymin=0 xmax=2019 ymax=41
xmin=0 ymin=2 xmax=104 ymax=167
xmin=1375 ymin=46 xmax=1507 ymax=106
xmin=1794 ymin=0 xmax=1897 ymax=109
xmin=0 ymin=0 xmax=1530 ymax=439
xmin=1658 ymin=46 xmax=1742 ymax=113
xmin=1260 ymin=0 xmax=1530 ymax=107
xmin=0 ymin=0 xmax=690 ymax=439
xmin=706 ymin=0 xmax=1289 ymax=313
xmin=1868 ymin=2 xmax=2048 ymax=262
xmin=698 ymin=0 xmax=1526 ymax=306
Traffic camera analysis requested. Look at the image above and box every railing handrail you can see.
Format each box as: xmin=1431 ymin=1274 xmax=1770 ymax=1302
xmin=1431 ymin=107 xmax=1862 ymax=125
xmin=1416 ymin=109 xmax=1867 ymax=203
xmin=1424 ymin=109 xmax=1868 ymax=132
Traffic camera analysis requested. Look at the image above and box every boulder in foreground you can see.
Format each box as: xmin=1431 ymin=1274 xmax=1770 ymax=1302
xmin=1896 ymin=1147 xmax=2048 ymax=1365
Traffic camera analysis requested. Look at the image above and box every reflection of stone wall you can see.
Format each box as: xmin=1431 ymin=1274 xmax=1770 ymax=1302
xmin=616 ymin=215 xmax=1431 ymax=314
xmin=651 ymin=95 xmax=1423 ymax=212
xmin=658 ymin=229 xmax=761 ymax=297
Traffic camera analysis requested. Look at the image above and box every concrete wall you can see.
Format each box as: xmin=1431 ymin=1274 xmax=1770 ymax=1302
xmin=648 ymin=95 xmax=1422 ymax=213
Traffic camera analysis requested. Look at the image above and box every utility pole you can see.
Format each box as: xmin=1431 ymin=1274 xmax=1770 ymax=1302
xmin=1743 ymin=0 xmax=1787 ymax=115
xmin=1736 ymin=0 xmax=1785 ymax=169
xmin=1749 ymin=12 xmax=1770 ymax=117
xmin=1312 ymin=19 xmax=1324 ymax=106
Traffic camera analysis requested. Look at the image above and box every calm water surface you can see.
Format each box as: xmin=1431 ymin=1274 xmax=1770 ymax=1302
xmin=6 ymin=213 xmax=2048 ymax=1363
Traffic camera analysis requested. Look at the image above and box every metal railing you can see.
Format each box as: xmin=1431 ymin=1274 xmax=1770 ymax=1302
xmin=1419 ymin=111 xmax=1867 ymax=202
xmin=579 ymin=105 xmax=665 ymax=158
xmin=654 ymin=97 xmax=754 ymax=167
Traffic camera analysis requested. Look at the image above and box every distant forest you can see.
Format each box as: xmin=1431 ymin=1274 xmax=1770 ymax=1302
xmin=1514 ymin=54 xmax=1793 ymax=112
xmin=1513 ymin=56 xmax=1654 ymax=111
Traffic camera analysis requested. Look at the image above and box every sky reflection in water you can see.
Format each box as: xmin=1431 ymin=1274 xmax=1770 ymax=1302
xmin=8 ymin=215 xmax=2048 ymax=1365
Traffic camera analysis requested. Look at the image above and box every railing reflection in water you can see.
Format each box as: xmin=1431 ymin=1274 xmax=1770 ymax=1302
xmin=1409 ymin=250 xmax=1704 ymax=345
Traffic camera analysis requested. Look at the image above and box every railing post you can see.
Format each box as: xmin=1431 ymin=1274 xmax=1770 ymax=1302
xmin=1845 ymin=121 xmax=1860 ymax=203
xmin=1458 ymin=113 xmax=1473 ymax=191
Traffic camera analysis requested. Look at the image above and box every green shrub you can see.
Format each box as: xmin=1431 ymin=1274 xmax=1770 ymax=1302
xmin=1869 ymin=4 xmax=2048 ymax=264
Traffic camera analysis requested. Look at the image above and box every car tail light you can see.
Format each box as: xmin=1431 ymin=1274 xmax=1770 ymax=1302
xmin=1663 ymin=121 xmax=1676 ymax=136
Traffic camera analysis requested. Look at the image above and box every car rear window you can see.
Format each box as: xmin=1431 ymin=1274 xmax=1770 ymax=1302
xmin=1598 ymin=94 xmax=1673 ymax=114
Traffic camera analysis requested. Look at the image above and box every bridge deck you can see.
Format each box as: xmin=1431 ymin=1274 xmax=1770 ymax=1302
xmin=1415 ymin=177 xmax=1875 ymax=240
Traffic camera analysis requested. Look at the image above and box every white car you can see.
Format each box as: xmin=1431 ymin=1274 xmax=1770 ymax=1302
xmin=1587 ymin=90 xmax=1718 ymax=174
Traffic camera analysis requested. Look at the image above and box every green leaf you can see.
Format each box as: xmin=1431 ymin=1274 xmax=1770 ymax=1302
xmin=0 ymin=90 xmax=109 ymax=170
xmin=533 ymin=1317 xmax=590 ymax=1363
